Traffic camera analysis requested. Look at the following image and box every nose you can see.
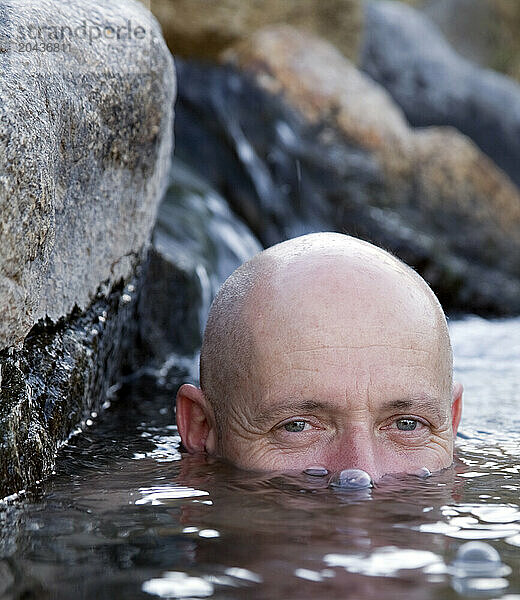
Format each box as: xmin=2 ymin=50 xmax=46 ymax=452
xmin=326 ymin=428 xmax=380 ymax=481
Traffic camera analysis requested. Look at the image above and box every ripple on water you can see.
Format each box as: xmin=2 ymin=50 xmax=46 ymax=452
xmin=142 ymin=572 xmax=214 ymax=599
xmin=323 ymin=547 xmax=445 ymax=577
xmin=135 ymin=485 xmax=209 ymax=505
xmin=450 ymin=317 xmax=520 ymax=441
xmin=416 ymin=503 xmax=520 ymax=540
xmin=3 ymin=319 xmax=520 ymax=600
xmin=132 ymin=434 xmax=182 ymax=462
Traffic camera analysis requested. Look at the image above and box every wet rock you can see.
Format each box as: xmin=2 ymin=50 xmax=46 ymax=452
xmin=360 ymin=0 xmax=520 ymax=188
xmin=0 ymin=0 xmax=175 ymax=350
xmin=174 ymin=27 xmax=520 ymax=314
xmin=0 ymin=0 xmax=175 ymax=497
xmin=135 ymin=161 xmax=262 ymax=376
xmin=0 ymin=278 xmax=141 ymax=498
xmin=174 ymin=57 xmax=381 ymax=247
xmin=148 ymin=0 xmax=362 ymax=63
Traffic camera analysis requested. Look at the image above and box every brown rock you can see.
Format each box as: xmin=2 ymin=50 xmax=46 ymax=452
xmin=147 ymin=0 xmax=362 ymax=63
xmin=226 ymin=25 xmax=520 ymax=243
xmin=413 ymin=128 xmax=520 ymax=236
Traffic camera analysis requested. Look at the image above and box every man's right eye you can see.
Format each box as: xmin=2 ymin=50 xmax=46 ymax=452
xmin=283 ymin=420 xmax=308 ymax=433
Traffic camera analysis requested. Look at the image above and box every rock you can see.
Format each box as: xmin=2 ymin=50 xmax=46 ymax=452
xmin=174 ymin=26 xmax=520 ymax=314
xmin=360 ymin=0 xmax=520 ymax=188
xmin=387 ymin=0 xmax=520 ymax=82
xmin=492 ymin=0 xmax=520 ymax=80
xmin=0 ymin=0 xmax=175 ymax=497
xmin=174 ymin=57 xmax=381 ymax=246
xmin=0 ymin=278 xmax=140 ymax=498
xmin=0 ymin=0 xmax=175 ymax=350
xmin=405 ymin=0 xmax=497 ymax=69
xmin=135 ymin=160 xmax=262 ymax=382
xmin=147 ymin=0 xmax=362 ymax=63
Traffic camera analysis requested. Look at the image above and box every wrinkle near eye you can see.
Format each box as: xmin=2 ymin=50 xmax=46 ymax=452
xmin=224 ymin=401 xmax=268 ymax=438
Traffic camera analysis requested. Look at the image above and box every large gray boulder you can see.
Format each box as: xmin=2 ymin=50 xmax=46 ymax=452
xmin=0 ymin=0 xmax=175 ymax=350
xmin=0 ymin=0 xmax=175 ymax=497
xmin=360 ymin=0 xmax=520 ymax=188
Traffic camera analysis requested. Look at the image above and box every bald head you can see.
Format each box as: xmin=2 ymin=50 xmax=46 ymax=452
xmin=179 ymin=232 xmax=462 ymax=479
xmin=200 ymin=232 xmax=452 ymax=423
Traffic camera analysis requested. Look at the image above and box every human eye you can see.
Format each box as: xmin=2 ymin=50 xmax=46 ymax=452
xmin=396 ymin=418 xmax=420 ymax=431
xmin=388 ymin=416 xmax=429 ymax=433
xmin=282 ymin=419 xmax=312 ymax=433
xmin=271 ymin=416 xmax=325 ymax=444
xmin=380 ymin=414 xmax=432 ymax=447
xmin=380 ymin=415 xmax=430 ymax=434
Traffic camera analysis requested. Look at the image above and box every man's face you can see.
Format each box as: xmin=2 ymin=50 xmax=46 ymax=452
xmin=214 ymin=255 xmax=459 ymax=481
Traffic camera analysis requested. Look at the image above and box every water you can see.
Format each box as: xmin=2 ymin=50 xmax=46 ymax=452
xmin=0 ymin=317 xmax=518 ymax=599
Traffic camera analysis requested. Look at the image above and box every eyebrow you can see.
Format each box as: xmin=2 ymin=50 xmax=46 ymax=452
xmin=253 ymin=398 xmax=338 ymax=425
xmin=253 ymin=396 xmax=445 ymax=425
xmin=378 ymin=396 xmax=445 ymax=422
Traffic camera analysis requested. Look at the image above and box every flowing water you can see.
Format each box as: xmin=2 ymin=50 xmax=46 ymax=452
xmin=0 ymin=317 xmax=518 ymax=600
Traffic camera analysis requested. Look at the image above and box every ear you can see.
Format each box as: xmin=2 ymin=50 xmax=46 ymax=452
xmin=175 ymin=384 xmax=217 ymax=455
xmin=451 ymin=381 xmax=463 ymax=434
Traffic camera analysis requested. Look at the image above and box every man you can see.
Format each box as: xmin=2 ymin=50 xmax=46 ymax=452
xmin=176 ymin=232 xmax=463 ymax=481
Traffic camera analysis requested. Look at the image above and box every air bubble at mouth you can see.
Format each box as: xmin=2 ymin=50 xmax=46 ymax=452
xmin=328 ymin=469 xmax=373 ymax=490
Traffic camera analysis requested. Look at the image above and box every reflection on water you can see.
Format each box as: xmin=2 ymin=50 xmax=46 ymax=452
xmin=451 ymin=316 xmax=520 ymax=441
xmin=0 ymin=318 xmax=518 ymax=599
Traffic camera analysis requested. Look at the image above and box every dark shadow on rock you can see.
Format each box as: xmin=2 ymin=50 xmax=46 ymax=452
xmin=0 ymin=275 xmax=142 ymax=499
xmin=174 ymin=57 xmax=520 ymax=316
xmin=174 ymin=59 xmax=382 ymax=248
xmin=133 ymin=160 xmax=262 ymax=381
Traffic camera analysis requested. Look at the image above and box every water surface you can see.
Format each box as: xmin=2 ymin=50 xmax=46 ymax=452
xmin=0 ymin=317 xmax=519 ymax=599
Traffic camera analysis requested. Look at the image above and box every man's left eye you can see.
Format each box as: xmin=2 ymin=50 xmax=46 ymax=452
xmin=396 ymin=418 xmax=419 ymax=431
xmin=283 ymin=420 xmax=309 ymax=433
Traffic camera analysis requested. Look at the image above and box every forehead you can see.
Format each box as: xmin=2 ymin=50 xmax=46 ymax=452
xmin=244 ymin=253 xmax=450 ymax=405
xmin=251 ymin=341 xmax=447 ymax=416
xmin=249 ymin=253 xmax=443 ymax=342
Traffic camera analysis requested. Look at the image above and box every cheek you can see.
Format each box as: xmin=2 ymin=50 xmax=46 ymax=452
xmin=219 ymin=435 xmax=331 ymax=472
xmin=375 ymin=437 xmax=454 ymax=475
xmin=218 ymin=429 xmax=455 ymax=476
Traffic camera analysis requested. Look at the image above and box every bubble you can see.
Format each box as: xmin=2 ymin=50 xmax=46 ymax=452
xmin=303 ymin=466 xmax=329 ymax=477
xmin=328 ymin=469 xmax=373 ymax=490
xmin=413 ymin=467 xmax=431 ymax=478
xmin=449 ymin=542 xmax=512 ymax=596
xmin=450 ymin=542 xmax=511 ymax=578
